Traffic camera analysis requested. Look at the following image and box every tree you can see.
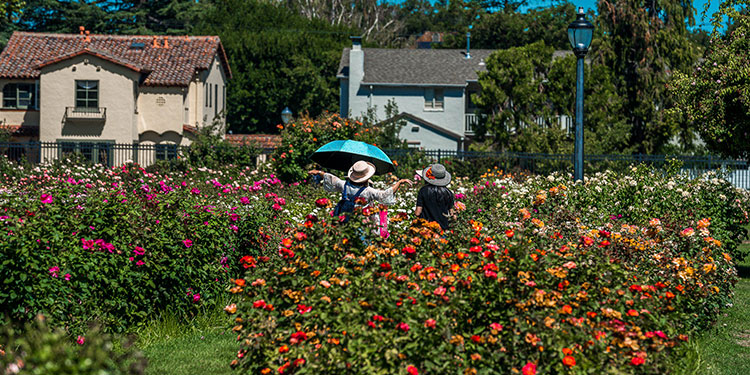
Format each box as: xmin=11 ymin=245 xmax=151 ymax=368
xmin=545 ymin=55 xmax=634 ymax=154
xmin=195 ymin=0 xmax=355 ymax=134
xmin=282 ymin=0 xmax=404 ymax=46
xmin=596 ymin=0 xmax=701 ymax=153
xmin=669 ymin=0 xmax=750 ymax=158
xmin=472 ymin=41 xmax=554 ymax=150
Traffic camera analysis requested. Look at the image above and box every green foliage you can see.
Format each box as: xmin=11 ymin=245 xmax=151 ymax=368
xmin=0 ymin=315 xmax=146 ymax=374
xmin=473 ymin=41 xmax=554 ymax=149
xmin=270 ymin=112 xmax=379 ymax=182
xmin=195 ymin=0 xmax=354 ymax=134
xmin=545 ymin=55 xmax=634 ymax=155
xmin=596 ymin=0 xmax=700 ymax=154
xmin=669 ymin=2 xmax=750 ymax=159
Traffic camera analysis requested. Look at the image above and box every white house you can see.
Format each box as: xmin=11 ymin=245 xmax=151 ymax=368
xmin=337 ymin=36 xmax=492 ymax=151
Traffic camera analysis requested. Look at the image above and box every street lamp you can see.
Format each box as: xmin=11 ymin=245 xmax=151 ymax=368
xmin=567 ymin=6 xmax=593 ymax=182
xmin=281 ymin=107 xmax=293 ymax=125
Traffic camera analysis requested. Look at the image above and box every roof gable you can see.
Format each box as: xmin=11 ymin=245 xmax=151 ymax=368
xmin=35 ymin=48 xmax=148 ymax=73
xmin=0 ymin=32 xmax=232 ymax=86
xmin=382 ymin=112 xmax=463 ymax=140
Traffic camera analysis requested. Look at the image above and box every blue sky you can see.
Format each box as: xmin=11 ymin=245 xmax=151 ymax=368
xmin=521 ymin=0 xmax=722 ymax=30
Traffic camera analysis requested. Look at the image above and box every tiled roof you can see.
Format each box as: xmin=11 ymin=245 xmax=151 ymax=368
xmin=0 ymin=31 xmax=232 ymax=86
xmin=337 ymin=48 xmax=494 ymax=86
xmin=226 ymin=134 xmax=281 ymax=149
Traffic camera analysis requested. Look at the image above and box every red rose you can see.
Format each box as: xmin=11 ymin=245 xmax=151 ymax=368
xmin=631 ymin=357 xmax=645 ymax=366
xmin=407 ymin=365 xmax=419 ymax=375
xmin=562 ymin=355 xmax=576 ymax=367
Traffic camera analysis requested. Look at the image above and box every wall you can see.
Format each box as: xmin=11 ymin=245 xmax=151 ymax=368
xmin=398 ymin=117 xmax=458 ymax=150
xmin=0 ymin=78 xmax=40 ymax=127
xmin=349 ymin=85 xmax=466 ymax=145
xmin=201 ymin=56 xmax=227 ymax=132
xmin=39 ymin=55 xmax=139 ymax=143
xmin=138 ymin=86 xmax=185 ymax=136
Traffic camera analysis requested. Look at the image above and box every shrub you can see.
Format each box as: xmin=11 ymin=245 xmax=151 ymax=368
xmin=226 ymin=192 xmax=736 ymax=374
xmin=270 ymin=112 xmax=380 ymax=182
xmin=0 ymin=315 xmax=146 ymax=374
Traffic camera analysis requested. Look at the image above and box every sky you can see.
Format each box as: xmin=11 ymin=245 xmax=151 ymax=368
xmin=521 ymin=0 xmax=722 ymax=31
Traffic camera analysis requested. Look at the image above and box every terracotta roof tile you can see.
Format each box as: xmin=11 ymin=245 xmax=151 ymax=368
xmin=226 ymin=134 xmax=281 ymax=149
xmin=0 ymin=32 xmax=232 ymax=86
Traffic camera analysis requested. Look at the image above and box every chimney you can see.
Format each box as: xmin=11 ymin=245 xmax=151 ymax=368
xmin=351 ymin=35 xmax=362 ymax=51
xmin=152 ymin=36 xmax=160 ymax=48
xmin=163 ymin=36 xmax=169 ymax=48
xmin=465 ymin=32 xmax=471 ymax=59
xmin=84 ymin=30 xmax=91 ymax=43
xmin=79 ymin=26 xmax=85 ymax=35
xmin=346 ymin=36 xmax=364 ymax=118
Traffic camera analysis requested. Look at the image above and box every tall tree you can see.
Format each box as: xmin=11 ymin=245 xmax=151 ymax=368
xmin=473 ymin=41 xmax=555 ymax=150
xmin=545 ymin=55 xmax=633 ymax=154
xmin=195 ymin=0 xmax=354 ymax=134
xmin=669 ymin=0 xmax=750 ymax=158
xmin=596 ymin=0 xmax=701 ymax=153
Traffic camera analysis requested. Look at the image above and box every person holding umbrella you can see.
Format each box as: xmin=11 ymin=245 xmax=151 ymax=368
xmin=415 ymin=163 xmax=454 ymax=231
xmin=309 ymin=160 xmax=412 ymax=221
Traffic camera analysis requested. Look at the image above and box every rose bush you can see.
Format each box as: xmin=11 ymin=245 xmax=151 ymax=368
xmin=227 ymin=193 xmax=737 ymax=374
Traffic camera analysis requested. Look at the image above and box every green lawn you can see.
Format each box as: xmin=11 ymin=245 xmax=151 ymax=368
xmin=125 ymin=303 xmax=238 ymax=375
xmin=141 ymin=330 xmax=236 ymax=375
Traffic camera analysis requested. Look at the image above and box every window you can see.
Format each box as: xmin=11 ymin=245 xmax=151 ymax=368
xmin=214 ymin=84 xmax=218 ymax=114
xmin=75 ymin=80 xmax=98 ymax=109
xmin=58 ymin=141 xmax=112 ymax=166
xmin=156 ymin=143 xmax=178 ymax=161
xmin=208 ymin=83 xmax=212 ymax=107
xmin=205 ymin=84 xmax=208 ymax=106
xmin=223 ymin=86 xmax=226 ymax=112
xmin=2 ymin=83 xmax=36 ymax=109
xmin=424 ymin=88 xmax=444 ymax=110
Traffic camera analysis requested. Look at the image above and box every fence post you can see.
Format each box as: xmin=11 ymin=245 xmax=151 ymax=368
xmin=133 ymin=142 xmax=139 ymax=164
xmin=437 ymin=149 xmax=441 ymax=162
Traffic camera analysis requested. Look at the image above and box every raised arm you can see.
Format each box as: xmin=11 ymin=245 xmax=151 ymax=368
xmin=391 ymin=179 xmax=413 ymax=193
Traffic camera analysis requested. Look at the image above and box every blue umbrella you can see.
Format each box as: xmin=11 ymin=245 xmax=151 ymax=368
xmin=311 ymin=140 xmax=394 ymax=175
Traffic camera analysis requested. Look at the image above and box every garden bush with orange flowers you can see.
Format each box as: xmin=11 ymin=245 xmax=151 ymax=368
xmin=226 ymin=169 xmax=745 ymax=374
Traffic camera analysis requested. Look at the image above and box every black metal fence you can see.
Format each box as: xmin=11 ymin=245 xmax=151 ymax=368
xmin=385 ymin=149 xmax=750 ymax=189
xmin=0 ymin=141 xmax=187 ymax=168
xmin=2 ymin=142 xmax=749 ymax=189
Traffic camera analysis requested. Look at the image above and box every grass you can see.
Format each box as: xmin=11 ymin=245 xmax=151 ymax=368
xmin=125 ymin=300 xmax=238 ymax=375
xmin=673 ymin=245 xmax=750 ymax=375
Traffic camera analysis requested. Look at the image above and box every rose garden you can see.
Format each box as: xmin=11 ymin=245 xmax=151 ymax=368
xmin=1 ymin=114 xmax=749 ymax=374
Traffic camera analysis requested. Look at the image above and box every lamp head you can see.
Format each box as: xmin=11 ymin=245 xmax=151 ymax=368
xmin=281 ymin=107 xmax=293 ymax=125
xmin=567 ymin=7 xmax=594 ymax=57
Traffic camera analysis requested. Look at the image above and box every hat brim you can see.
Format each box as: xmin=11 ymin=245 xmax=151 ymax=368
xmin=348 ymin=163 xmax=376 ymax=183
xmin=422 ymin=165 xmax=451 ymax=186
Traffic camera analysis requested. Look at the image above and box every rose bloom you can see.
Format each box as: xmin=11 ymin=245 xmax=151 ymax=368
xmin=562 ymin=355 xmax=576 ymax=367
xmin=40 ymin=193 xmax=53 ymax=204
xmin=407 ymin=365 xmax=419 ymax=375
xmin=424 ymin=319 xmax=436 ymax=329
xmin=522 ymin=362 xmax=536 ymax=375
xmin=631 ymin=357 xmax=645 ymax=366
xmin=76 ymin=336 xmax=85 ymax=345
xmin=182 ymin=239 xmax=193 ymax=248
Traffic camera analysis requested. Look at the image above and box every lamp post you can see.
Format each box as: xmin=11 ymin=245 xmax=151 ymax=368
xmin=281 ymin=107 xmax=293 ymax=125
xmin=567 ymin=7 xmax=593 ymax=182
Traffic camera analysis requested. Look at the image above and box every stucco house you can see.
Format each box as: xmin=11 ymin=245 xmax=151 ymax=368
xmin=337 ymin=36 xmax=491 ymax=151
xmin=0 ymin=30 xmax=231 ymax=163
xmin=337 ymin=37 xmax=575 ymax=151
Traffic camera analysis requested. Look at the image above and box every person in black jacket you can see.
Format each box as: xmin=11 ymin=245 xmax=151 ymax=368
xmin=415 ymin=163 xmax=454 ymax=231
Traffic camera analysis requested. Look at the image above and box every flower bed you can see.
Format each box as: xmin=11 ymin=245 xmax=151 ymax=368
xmin=226 ymin=169 xmax=747 ymax=374
xmin=0 ymin=156 xmax=747 ymax=373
